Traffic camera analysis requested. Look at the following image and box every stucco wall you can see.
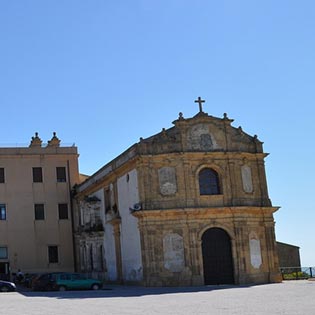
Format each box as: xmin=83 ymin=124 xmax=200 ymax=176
xmin=117 ymin=169 xmax=143 ymax=282
xmin=0 ymin=146 xmax=79 ymax=274
xmin=104 ymin=222 xmax=117 ymax=281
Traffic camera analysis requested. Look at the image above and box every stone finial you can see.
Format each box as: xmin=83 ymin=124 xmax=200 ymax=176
xmin=29 ymin=132 xmax=42 ymax=147
xmin=178 ymin=112 xmax=184 ymax=120
xmin=47 ymin=132 xmax=61 ymax=147
xmin=223 ymin=113 xmax=228 ymax=119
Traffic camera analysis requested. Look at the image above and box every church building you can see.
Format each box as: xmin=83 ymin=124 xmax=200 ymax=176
xmin=73 ymin=99 xmax=282 ymax=286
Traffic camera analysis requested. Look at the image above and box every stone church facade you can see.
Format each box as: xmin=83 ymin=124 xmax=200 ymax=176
xmin=73 ymin=102 xmax=282 ymax=286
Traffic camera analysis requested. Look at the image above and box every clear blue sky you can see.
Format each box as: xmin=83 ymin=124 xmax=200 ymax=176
xmin=1 ymin=1 xmax=314 ymax=266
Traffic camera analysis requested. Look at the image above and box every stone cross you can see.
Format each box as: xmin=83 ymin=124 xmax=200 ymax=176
xmin=194 ymin=97 xmax=205 ymax=112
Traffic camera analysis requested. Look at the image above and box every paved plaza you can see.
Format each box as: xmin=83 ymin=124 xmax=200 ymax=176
xmin=0 ymin=280 xmax=314 ymax=315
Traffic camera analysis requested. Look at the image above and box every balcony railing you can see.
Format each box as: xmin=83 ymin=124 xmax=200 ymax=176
xmin=77 ymin=222 xmax=104 ymax=233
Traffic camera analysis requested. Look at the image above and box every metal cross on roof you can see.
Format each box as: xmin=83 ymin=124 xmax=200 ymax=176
xmin=194 ymin=97 xmax=205 ymax=112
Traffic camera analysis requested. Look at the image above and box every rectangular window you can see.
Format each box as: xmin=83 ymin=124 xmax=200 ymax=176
xmin=32 ymin=167 xmax=43 ymax=183
xmin=0 ymin=204 xmax=6 ymax=220
xmin=0 ymin=168 xmax=4 ymax=183
xmin=48 ymin=246 xmax=59 ymax=263
xmin=0 ymin=247 xmax=8 ymax=259
xmin=34 ymin=204 xmax=45 ymax=220
xmin=56 ymin=167 xmax=66 ymax=182
xmin=58 ymin=203 xmax=68 ymax=220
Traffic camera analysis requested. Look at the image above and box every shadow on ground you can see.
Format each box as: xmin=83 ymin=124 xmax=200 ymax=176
xmin=16 ymin=283 xmax=260 ymax=300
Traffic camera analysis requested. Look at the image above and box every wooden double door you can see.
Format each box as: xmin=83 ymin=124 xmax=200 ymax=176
xmin=202 ymin=228 xmax=234 ymax=285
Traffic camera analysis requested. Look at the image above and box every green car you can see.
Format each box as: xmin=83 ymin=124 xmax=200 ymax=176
xmin=53 ymin=273 xmax=102 ymax=291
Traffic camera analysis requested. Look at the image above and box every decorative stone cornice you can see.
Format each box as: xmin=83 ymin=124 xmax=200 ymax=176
xmin=132 ymin=206 xmax=280 ymax=220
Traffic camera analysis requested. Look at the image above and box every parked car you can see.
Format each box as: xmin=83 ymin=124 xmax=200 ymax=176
xmin=54 ymin=273 xmax=102 ymax=291
xmin=0 ymin=280 xmax=16 ymax=292
xmin=32 ymin=272 xmax=102 ymax=291
xmin=23 ymin=273 xmax=39 ymax=288
xmin=31 ymin=273 xmax=62 ymax=291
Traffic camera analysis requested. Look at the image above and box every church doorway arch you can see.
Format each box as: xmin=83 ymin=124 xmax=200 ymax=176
xmin=201 ymin=227 xmax=234 ymax=285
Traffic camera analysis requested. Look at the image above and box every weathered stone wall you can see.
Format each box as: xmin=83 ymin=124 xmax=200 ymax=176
xmin=137 ymin=152 xmax=271 ymax=212
xmin=277 ymin=242 xmax=301 ymax=268
xmin=134 ymin=208 xmax=281 ymax=286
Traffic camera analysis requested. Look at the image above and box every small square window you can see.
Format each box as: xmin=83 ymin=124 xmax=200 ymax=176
xmin=56 ymin=167 xmax=66 ymax=182
xmin=0 ymin=247 xmax=8 ymax=259
xmin=0 ymin=168 xmax=4 ymax=183
xmin=48 ymin=246 xmax=59 ymax=263
xmin=58 ymin=204 xmax=68 ymax=220
xmin=33 ymin=167 xmax=43 ymax=183
xmin=34 ymin=204 xmax=45 ymax=220
xmin=0 ymin=204 xmax=6 ymax=220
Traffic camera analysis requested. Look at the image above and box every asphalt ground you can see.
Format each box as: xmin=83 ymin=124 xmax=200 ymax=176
xmin=0 ymin=280 xmax=314 ymax=315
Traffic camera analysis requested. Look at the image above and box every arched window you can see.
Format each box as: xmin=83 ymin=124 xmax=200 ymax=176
xmin=199 ymin=168 xmax=220 ymax=195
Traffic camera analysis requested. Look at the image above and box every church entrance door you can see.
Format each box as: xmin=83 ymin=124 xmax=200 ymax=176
xmin=202 ymin=228 xmax=234 ymax=285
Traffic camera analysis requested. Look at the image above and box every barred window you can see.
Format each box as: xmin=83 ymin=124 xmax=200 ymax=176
xmin=56 ymin=167 xmax=66 ymax=182
xmin=33 ymin=167 xmax=43 ymax=182
xmin=48 ymin=246 xmax=59 ymax=263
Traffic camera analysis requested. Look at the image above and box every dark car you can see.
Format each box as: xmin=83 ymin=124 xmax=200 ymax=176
xmin=0 ymin=280 xmax=16 ymax=292
xmin=23 ymin=273 xmax=39 ymax=288
xmin=31 ymin=273 xmax=62 ymax=291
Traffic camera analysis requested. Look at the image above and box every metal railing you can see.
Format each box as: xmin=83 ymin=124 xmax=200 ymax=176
xmin=280 ymin=267 xmax=315 ymax=280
